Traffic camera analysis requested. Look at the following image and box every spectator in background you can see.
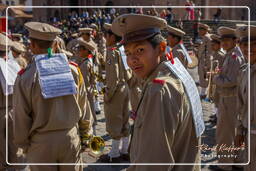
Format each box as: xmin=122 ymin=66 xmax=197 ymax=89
xmin=213 ymin=8 xmax=222 ymax=24
xmin=185 ymin=0 xmax=192 ymax=20
xmin=189 ymin=1 xmax=195 ymax=20
xmin=160 ymin=9 xmax=167 ymax=19
xmin=195 ymin=8 xmax=202 ymax=22
xmin=166 ymin=8 xmax=174 ymax=24
xmin=176 ymin=18 xmax=183 ymax=30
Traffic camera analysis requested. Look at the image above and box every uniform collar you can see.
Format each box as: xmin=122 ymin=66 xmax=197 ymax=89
xmin=143 ymin=61 xmax=166 ymax=87
xmin=226 ymin=47 xmax=236 ymax=56
xmin=172 ymin=43 xmax=181 ymax=51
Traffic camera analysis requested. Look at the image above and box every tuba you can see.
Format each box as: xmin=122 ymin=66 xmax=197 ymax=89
xmin=81 ymin=134 xmax=105 ymax=154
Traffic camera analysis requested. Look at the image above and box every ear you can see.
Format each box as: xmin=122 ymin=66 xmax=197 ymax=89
xmin=157 ymin=41 xmax=167 ymax=56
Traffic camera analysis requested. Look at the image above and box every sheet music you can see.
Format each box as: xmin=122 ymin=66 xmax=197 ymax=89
xmin=35 ymin=53 xmax=77 ymax=99
xmin=179 ymin=43 xmax=193 ymax=64
xmin=165 ymin=59 xmax=205 ymax=137
xmin=119 ymin=45 xmax=130 ymax=70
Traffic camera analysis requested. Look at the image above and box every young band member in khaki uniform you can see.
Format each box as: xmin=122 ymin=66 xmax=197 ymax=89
xmin=99 ymin=23 xmax=130 ymax=163
xmin=208 ymin=34 xmax=225 ymax=123
xmin=77 ymin=39 xmax=97 ymax=127
xmin=0 ymin=34 xmax=25 ymax=171
xmin=235 ymin=25 xmax=256 ymax=171
xmin=13 ymin=22 xmax=92 ymax=171
xmin=166 ymin=25 xmax=189 ymax=68
xmin=11 ymin=41 xmax=28 ymax=69
xmin=112 ymin=14 xmax=204 ymax=171
xmin=211 ymin=27 xmax=245 ymax=171
xmin=198 ymin=23 xmax=212 ymax=98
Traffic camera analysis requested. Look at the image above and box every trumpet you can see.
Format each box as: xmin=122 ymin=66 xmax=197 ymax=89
xmin=81 ymin=134 xmax=105 ymax=154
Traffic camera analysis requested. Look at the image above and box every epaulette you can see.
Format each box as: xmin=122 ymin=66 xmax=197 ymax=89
xmin=166 ymin=52 xmax=174 ymax=64
xmin=231 ymin=52 xmax=237 ymax=59
xmin=18 ymin=68 xmax=26 ymax=76
xmin=88 ymin=54 xmax=93 ymax=58
xmin=152 ymin=79 xmax=165 ymax=85
xmin=69 ymin=61 xmax=78 ymax=67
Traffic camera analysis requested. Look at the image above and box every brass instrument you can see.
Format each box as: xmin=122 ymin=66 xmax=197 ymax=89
xmin=81 ymin=134 xmax=105 ymax=155
xmin=187 ymin=52 xmax=199 ymax=69
xmin=205 ymin=57 xmax=219 ymax=102
xmin=93 ymin=72 xmax=105 ymax=83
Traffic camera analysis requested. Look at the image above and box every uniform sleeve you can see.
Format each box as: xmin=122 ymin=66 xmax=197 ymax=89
xmin=72 ymin=67 xmax=93 ymax=136
xmin=132 ymin=83 xmax=181 ymax=166
xmin=213 ymin=57 xmax=243 ymax=88
xmin=177 ymin=49 xmax=188 ymax=67
xmin=13 ymin=76 xmax=32 ymax=150
xmin=236 ymin=81 xmax=245 ymax=135
xmin=105 ymin=50 xmax=120 ymax=102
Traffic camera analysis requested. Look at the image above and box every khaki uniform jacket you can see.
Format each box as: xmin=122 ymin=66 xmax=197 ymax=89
xmin=79 ymin=58 xmax=97 ymax=121
xmin=237 ymin=63 xmax=256 ymax=134
xmin=128 ymin=61 xmax=199 ymax=171
xmin=104 ymin=46 xmax=127 ymax=102
xmin=127 ymin=73 xmax=142 ymax=112
xmin=212 ymin=50 xmax=225 ymax=106
xmin=213 ymin=47 xmax=245 ymax=97
xmin=198 ymin=33 xmax=212 ymax=87
xmin=0 ymin=58 xmax=24 ymax=169
xmin=13 ymin=58 xmax=93 ymax=151
xmin=104 ymin=46 xmax=130 ymax=139
xmin=172 ymin=44 xmax=188 ymax=68
xmin=212 ymin=50 xmax=225 ymax=69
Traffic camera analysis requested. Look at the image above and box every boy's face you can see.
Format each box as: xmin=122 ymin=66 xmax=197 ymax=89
xmin=124 ymin=40 xmax=160 ymax=79
xmin=211 ymin=41 xmax=221 ymax=52
xmin=78 ymin=46 xmax=89 ymax=58
xmin=199 ymin=28 xmax=207 ymax=37
xmin=167 ymin=34 xmax=178 ymax=47
xmin=82 ymin=33 xmax=90 ymax=41
xmin=221 ymin=38 xmax=236 ymax=51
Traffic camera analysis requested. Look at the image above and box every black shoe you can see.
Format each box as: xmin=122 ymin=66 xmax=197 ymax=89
xmin=200 ymin=95 xmax=207 ymax=100
xmin=120 ymin=153 xmax=130 ymax=162
xmin=98 ymin=154 xmax=121 ymax=163
xmin=209 ymin=117 xmax=217 ymax=124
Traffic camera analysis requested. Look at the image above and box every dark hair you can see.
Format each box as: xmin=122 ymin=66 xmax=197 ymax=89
xmin=0 ymin=51 xmax=6 ymax=57
xmin=30 ymin=38 xmax=54 ymax=49
xmin=147 ymin=33 xmax=166 ymax=48
xmin=107 ymin=30 xmax=122 ymax=42
xmin=168 ymin=33 xmax=182 ymax=42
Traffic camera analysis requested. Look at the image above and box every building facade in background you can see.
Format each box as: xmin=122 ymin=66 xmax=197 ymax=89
xmin=6 ymin=0 xmax=256 ymax=22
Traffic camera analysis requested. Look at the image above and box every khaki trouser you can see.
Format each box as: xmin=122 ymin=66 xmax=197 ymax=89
xmin=216 ymin=96 xmax=238 ymax=165
xmin=104 ymin=85 xmax=130 ymax=140
xmin=27 ymin=127 xmax=83 ymax=171
xmin=0 ymin=109 xmax=25 ymax=171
